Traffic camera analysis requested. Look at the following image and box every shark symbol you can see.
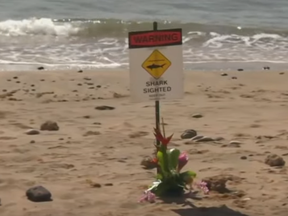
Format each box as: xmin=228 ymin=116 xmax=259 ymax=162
xmin=146 ymin=63 xmax=165 ymax=70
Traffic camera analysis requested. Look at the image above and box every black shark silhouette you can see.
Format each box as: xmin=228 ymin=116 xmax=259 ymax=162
xmin=146 ymin=63 xmax=165 ymax=70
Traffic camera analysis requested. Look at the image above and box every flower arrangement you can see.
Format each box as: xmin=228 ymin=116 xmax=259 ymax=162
xmin=140 ymin=122 xmax=209 ymax=202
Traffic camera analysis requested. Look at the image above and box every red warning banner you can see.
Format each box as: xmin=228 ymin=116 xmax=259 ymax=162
xmin=129 ymin=29 xmax=182 ymax=49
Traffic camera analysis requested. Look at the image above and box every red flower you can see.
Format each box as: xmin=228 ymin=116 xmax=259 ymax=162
xmin=153 ymin=128 xmax=173 ymax=146
xmin=152 ymin=157 xmax=158 ymax=163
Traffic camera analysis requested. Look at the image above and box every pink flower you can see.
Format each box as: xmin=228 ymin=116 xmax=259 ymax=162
xmin=139 ymin=191 xmax=156 ymax=203
xmin=194 ymin=181 xmax=209 ymax=194
xmin=177 ymin=152 xmax=189 ymax=172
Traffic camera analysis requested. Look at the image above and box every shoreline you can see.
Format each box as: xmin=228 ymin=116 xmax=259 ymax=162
xmin=1 ymin=61 xmax=288 ymax=72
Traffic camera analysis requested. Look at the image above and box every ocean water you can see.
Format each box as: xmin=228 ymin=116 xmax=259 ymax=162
xmin=1 ymin=0 xmax=288 ymax=71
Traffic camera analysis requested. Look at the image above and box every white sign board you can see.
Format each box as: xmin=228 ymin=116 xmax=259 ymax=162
xmin=128 ymin=29 xmax=183 ymax=102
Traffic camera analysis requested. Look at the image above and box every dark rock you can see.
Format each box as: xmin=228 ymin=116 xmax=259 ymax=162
xmin=83 ymin=131 xmax=101 ymax=136
xmin=40 ymin=121 xmax=59 ymax=131
xmin=181 ymin=129 xmax=197 ymax=139
xmin=192 ymin=113 xmax=203 ymax=118
xmin=95 ymin=105 xmax=115 ymax=110
xmin=37 ymin=66 xmax=45 ymax=70
xmin=92 ymin=183 xmax=101 ymax=188
xmin=13 ymin=76 xmax=18 ymax=79
xmin=96 ymin=85 xmax=101 ymax=88
xmin=93 ymin=122 xmax=102 ymax=125
xmin=30 ymin=140 xmax=35 ymax=144
xmin=265 ymin=154 xmax=285 ymax=167
xmin=237 ymin=69 xmax=244 ymax=71
xmin=279 ymin=72 xmax=285 ymax=75
xmin=231 ymin=76 xmax=237 ymax=79
xmin=263 ymin=66 xmax=270 ymax=70
xmin=104 ymin=183 xmax=113 ymax=186
xmin=26 ymin=185 xmax=52 ymax=202
xmin=221 ymin=73 xmax=228 ymax=76
xmin=78 ymin=70 xmax=83 ymax=73
xmin=140 ymin=156 xmax=157 ymax=169
xmin=240 ymin=156 xmax=247 ymax=160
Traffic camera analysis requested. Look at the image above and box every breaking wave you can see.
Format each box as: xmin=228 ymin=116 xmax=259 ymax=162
xmin=1 ymin=17 xmax=288 ymax=70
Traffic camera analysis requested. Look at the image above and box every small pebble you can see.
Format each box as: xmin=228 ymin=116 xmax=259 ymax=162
xmin=229 ymin=140 xmax=242 ymax=145
xmin=30 ymin=140 xmax=35 ymax=144
xmin=240 ymin=156 xmax=247 ymax=160
xmin=181 ymin=129 xmax=197 ymax=139
xmin=25 ymin=129 xmax=40 ymax=135
xmin=95 ymin=105 xmax=115 ymax=110
xmin=192 ymin=113 xmax=203 ymax=118
xmin=37 ymin=66 xmax=45 ymax=70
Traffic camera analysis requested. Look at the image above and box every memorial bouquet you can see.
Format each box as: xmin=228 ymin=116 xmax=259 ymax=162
xmin=139 ymin=122 xmax=209 ymax=202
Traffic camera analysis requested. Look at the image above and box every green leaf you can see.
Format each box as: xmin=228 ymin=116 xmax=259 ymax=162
xmin=167 ymin=148 xmax=181 ymax=171
xmin=156 ymin=173 xmax=163 ymax=180
xmin=180 ymin=171 xmax=197 ymax=184
xmin=157 ymin=151 xmax=166 ymax=177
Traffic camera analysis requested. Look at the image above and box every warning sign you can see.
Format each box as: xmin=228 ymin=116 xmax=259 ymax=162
xmin=128 ymin=28 xmax=183 ymax=102
xmin=141 ymin=49 xmax=171 ymax=79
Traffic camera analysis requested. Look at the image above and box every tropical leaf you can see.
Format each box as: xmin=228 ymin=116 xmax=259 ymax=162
xmin=180 ymin=171 xmax=197 ymax=184
xmin=167 ymin=148 xmax=180 ymax=171
xmin=157 ymin=151 xmax=167 ymax=177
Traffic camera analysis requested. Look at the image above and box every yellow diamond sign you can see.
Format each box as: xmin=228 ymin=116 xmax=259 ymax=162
xmin=141 ymin=49 xmax=171 ymax=79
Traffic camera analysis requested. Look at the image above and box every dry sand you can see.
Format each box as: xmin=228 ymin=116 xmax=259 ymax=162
xmin=0 ymin=70 xmax=287 ymax=216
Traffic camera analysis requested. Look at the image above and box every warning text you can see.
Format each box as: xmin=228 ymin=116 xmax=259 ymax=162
xmin=129 ymin=29 xmax=182 ymax=48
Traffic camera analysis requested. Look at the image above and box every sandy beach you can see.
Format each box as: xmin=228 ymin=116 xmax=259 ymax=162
xmin=0 ymin=69 xmax=287 ymax=216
